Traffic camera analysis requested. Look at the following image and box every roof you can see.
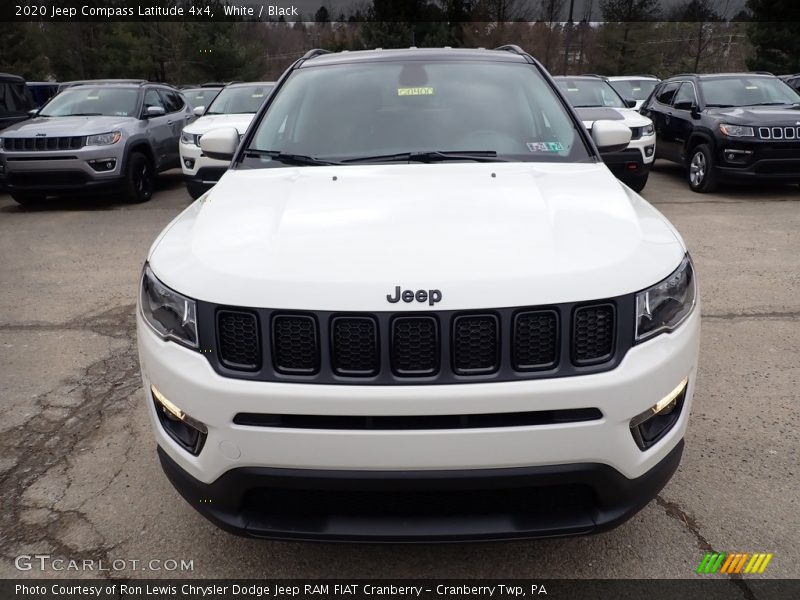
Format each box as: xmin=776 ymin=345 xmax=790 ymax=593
xmin=224 ymin=81 xmax=275 ymax=88
xmin=606 ymin=75 xmax=660 ymax=81
xmin=300 ymin=47 xmax=530 ymax=67
xmin=553 ymin=75 xmax=607 ymax=81
xmin=0 ymin=73 xmax=26 ymax=83
xmin=666 ymin=72 xmax=777 ymax=81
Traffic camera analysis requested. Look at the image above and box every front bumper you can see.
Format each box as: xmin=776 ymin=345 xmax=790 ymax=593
xmin=603 ymin=146 xmax=654 ymax=181
xmin=714 ymin=140 xmax=800 ymax=182
xmin=0 ymin=146 xmax=124 ymax=193
xmin=158 ymin=439 xmax=684 ymax=541
xmin=137 ymin=303 xmax=700 ymax=540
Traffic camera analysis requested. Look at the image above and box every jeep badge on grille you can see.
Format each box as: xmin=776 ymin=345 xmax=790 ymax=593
xmin=386 ymin=286 xmax=442 ymax=306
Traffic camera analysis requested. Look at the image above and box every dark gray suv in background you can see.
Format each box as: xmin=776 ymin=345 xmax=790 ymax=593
xmin=0 ymin=81 xmax=192 ymax=205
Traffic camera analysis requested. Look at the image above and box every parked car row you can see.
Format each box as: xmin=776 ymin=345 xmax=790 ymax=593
xmin=1 ymin=62 xmax=799 ymax=205
xmin=0 ymin=77 xmax=274 ymax=204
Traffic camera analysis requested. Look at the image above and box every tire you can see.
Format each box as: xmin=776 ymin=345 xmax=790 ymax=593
xmin=687 ymin=144 xmax=718 ymax=193
xmin=122 ymin=152 xmax=154 ymax=203
xmin=185 ymin=181 xmax=208 ymax=200
xmin=10 ymin=193 xmax=47 ymax=207
xmin=624 ymin=173 xmax=649 ymax=193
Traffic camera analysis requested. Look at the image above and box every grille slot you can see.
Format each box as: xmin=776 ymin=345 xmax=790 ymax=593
xmin=217 ymin=310 xmax=260 ymax=371
xmin=759 ymin=126 xmax=800 ymax=140
xmin=452 ymin=314 xmax=499 ymax=375
xmin=572 ymin=304 xmax=615 ymax=365
xmin=6 ymin=136 xmax=84 ymax=151
xmin=272 ymin=315 xmax=319 ymax=374
xmin=391 ymin=316 xmax=439 ymax=376
xmin=512 ymin=310 xmax=559 ymax=371
xmin=331 ymin=316 xmax=379 ymax=376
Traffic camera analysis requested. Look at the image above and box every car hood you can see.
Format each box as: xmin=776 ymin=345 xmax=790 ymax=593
xmin=183 ymin=113 xmax=255 ymax=135
xmin=576 ymin=107 xmax=651 ymax=128
xmin=0 ymin=115 xmax=134 ymax=137
xmin=148 ymin=162 xmax=685 ymax=311
xmin=706 ymin=104 xmax=800 ymax=124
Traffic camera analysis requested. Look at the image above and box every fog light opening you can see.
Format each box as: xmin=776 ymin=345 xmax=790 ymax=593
xmin=151 ymin=385 xmax=207 ymax=455
xmin=184 ymin=158 xmax=195 ymax=169
xmin=88 ymin=158 xmax=117 ymax=172
xmin=630 ymin=378 xmax=688 ymax=451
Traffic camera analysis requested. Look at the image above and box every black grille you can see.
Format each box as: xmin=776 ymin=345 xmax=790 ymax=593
xmin=391 ymin=316 xmax=439 ymax=376
xmin=217 ymin=310 xmax=260 ymax=370
xmin=201 ymin=296 xmax=634 ymax=385
xmin=272 ymin=315 xmax=318 ymax=374
xmin=5 ymin=136 xmax=84 ymax=151
xmin=512 ymin=310 xmax=559 ymax=371
xmin=331 ymin=317 xmax=379 ymax=376
xmin=452 ymin=314 xmax=499 ymax=375
xmin=572 ymin=304 xmax=615 ymax=365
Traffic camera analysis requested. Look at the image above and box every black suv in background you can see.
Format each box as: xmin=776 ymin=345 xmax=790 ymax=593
xmin=642 ymin=73 xmax=800 ymax=192
xmin=1 ymin=73 xmax=35 ymax=131
xmin=780 ymin=74 xmax=800 ymax=94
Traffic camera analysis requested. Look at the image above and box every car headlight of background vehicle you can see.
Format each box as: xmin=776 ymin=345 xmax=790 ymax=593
xmin=642 ymin=123 xmax=655 ymax=136
xmin=635 ymin=255 xmax=696 ymax=342
xmin=180 ymin=131 xmax=201 ymax=146
xmin=86 ymin=131 xmax=121 ymax=146
xmin=719 ymin=124 xmax=755 ymax=138
xmin=140 ymin=265 xmax=198 ymax=348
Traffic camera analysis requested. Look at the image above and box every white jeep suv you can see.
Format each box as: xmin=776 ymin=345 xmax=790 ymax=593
xmin=555 ymin=76 xmax=657 ymax=192
xmin=179 ymin=82 xmax=274 ymax=199
xmin=138 ymin=47 xmax=700 ymax=542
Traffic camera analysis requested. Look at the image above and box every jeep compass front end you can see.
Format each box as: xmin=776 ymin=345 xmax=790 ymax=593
xmin=137 ymin=47 xmax=700 ymax=542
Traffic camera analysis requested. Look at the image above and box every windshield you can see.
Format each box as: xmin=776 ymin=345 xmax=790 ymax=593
xmin=246 ymin=61 xmax=589 ymax=165
xmin=700 ymin=77 xmax=800 ymax=107
xmin=183 ymin=88 xmax=221 ymax=109
xmin=40 ymin=87 xmax=139 ymax=117
xmin=608 ymin=79 xmax=658 ymax=102
xmin=206 ymin=84 xmax=273 ymax=115
xmin=555 ymin=78 xmax=627 ymax=109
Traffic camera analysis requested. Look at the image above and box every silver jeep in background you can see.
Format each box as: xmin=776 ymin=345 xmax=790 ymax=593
xmin=0 ymin=81 xmax=193 ymax=206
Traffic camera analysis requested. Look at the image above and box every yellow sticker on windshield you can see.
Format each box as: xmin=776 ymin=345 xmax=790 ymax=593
xmin=745 ymin=85 xmax=759 ymax=90
xmin=252 ymin=93 xmax=264 ymax=97
xmin=567 ymin=87 xmax=579 ymax=92
xmin=86 ymin=95 xmax=100 ymax=100
xmin=398 ymin=87 xmax=434 ymax=96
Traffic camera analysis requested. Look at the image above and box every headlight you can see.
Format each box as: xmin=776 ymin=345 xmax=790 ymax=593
xmin=642 ymin=124 xmax=655 ymax=136
xmin=181 ymin=131 xmax=200 ymax=145
xmin=719 ymin=124 xmax=754 ymax=138
xmin=86 ymin=131 xmax=121 ymax=146
xmin=635 ymin=255 xmax=696 ymax=342
xmin=140 ymin=265 xmax=198 ymax=348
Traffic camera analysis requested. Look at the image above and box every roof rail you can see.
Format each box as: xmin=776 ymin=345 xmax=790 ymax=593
xmin=301 ymin=48 xmax=332 ymax=60
xmin=670 ymin=73 xmax=697 ymax=79
xmin=750 ymin=71 xmax=774 ymax=76
xmin=494 ymin=45 xmax=526 ymax=56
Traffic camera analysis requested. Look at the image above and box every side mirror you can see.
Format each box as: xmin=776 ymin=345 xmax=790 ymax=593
xmin=193 ymin=105 xmax=205 ymax=117
xmin=625 ymin=98 xmax=637 ymax=109
xmin=199 ymin=127 xmax=239 ymax=161
xmin=145 ymin=105 xmax=166 ymax=118
xmin=691 ymin=104 xmax=701 ymax=119
xmin=592 ymin=120 xmax=632 ymax=154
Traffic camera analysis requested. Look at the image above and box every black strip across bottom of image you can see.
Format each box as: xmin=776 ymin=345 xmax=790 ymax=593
xmin=4 ymin=579 xmax=798 ymax=600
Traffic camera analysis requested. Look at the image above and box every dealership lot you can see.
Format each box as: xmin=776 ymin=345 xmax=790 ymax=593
xmin=0 ymin=166 xmax=798 ymax=580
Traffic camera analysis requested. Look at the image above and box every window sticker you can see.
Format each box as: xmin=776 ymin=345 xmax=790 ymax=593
xmin=527 ymin=142 xmax=564 ymax=153
xmin=397 ymin=87 xmax=434 ymax=96
xmin=252 ymin=93 xmax=265 ymax=98
xmin=745 ymin=85 xmax=759 ymax=90
xmin=86 ymin=95 xmax=100 ymax=100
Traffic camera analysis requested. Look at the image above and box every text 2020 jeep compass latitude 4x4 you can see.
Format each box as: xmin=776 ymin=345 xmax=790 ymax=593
xmin=137 ymin=47 xmax=700 ymax=541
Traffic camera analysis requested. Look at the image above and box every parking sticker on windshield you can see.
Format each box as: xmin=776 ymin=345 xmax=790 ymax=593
xmin=398 ymin=87 xmax=434 ymax=96
xmin=527 ymin=142 xmax=564 ymax=153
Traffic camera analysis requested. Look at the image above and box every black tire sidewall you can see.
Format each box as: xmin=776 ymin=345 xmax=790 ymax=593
xmin=124 ymin=152 xmax=154 ymax=203
xmin=688 ymin=144 xmax=717 ymax=193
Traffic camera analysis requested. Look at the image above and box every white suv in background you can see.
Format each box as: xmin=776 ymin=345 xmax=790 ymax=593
xmin=555 ymin=76 xmax=656 ymax=192
xmin=138 ymin=47 xmax=699 ymax=542
xmin=179 ymin=82 xmax=274 ymax=198
xmin=606 ymin=75 xmax=661 ymax=111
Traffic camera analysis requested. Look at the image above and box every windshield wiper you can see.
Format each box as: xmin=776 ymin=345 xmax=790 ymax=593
xmin=64 ymin=113 xmax=104 ymax=116
xmin=243 ymin=149 xmax=340 ymax=166
xmin=341 ymin=150 xmax=504 ymax=164
xmin=746 ymin=102 xmax=796 ymax=106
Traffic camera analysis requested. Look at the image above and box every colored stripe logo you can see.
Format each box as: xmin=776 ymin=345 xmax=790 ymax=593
xmin=696 ymin=552 xmax=773 ymax=574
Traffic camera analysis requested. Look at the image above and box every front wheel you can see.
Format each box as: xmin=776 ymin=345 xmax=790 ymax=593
xmin=623 ymin=173 xmax=649 ymax=193
xmin=185 ymin=181 xmax=208 ymax=200
xmin=123 ymin=152 xmax=154 ymax=203
xmin=687 ymin=144 xmax=718 ymax=193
